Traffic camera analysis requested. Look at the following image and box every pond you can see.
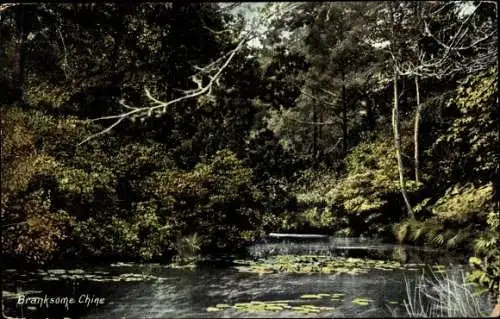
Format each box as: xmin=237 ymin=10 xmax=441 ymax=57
xmin=1 ymin=237 xmax=486 ymax=318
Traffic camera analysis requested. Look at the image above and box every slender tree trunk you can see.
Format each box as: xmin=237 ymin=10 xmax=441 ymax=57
xmin=367 ymin=96 xmax=375 ymax=131
xmin=318 ymin=108 xmax=323 ymax=161
xmin=393 ymin=72 xmax=415 ymax=219
xmin=389 ymin=1 xmax=414 ymax=219
xmin=312 ymin=96 xmax=318 ymax=167
xmin=341 ymin=70 xmax=347 ymax=156
xmin=414 ymin=75 xmax=421 ymax=184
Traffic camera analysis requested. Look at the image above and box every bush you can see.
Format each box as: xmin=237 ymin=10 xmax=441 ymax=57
xmin=327 ymin=139 xmax=420 ymax=214
xmin=395 ymin=183 xmax=494 ymax=248
xmin=468 ymin=210 xmax=500 ymax=302
xmin=2 ymin=190 xmax=75 ymax=264
xmin=141 ymin=149 xmax=264 ymax=255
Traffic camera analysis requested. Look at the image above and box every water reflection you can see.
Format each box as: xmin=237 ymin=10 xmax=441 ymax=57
xmin=1 ymin=237 xmax=474 ymax=318
xmin=249 ymin=236 xmax=459 ymax=265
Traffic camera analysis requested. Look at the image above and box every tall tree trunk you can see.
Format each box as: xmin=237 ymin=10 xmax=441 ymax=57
xmin=367 ymin=96 xmax=375 ymax=131
xmin=341 ymin=70 xmax=347 ymax=156
xmin=393 ymin=72 xmax=415 ymax=219
xmin=414 ymin=75 xmax=421 ymax=184
xmin=312 ymin=96 xmax=318 ymax=167
xmin=318 ymin=107 xmax=323 ymax=161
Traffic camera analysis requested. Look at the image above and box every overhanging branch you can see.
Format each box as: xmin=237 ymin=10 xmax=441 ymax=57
xmin=79 ymin=34 xmax=251 ymax=145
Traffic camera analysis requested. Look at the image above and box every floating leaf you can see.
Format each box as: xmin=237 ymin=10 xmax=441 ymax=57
xmin=215 ymin=304 xmax=231 ymax=308
xmin=300 ymin=294 xmax=322 ymax=299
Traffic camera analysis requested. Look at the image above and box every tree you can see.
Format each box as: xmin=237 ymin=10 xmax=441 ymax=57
xmin=261 ymin=2 xmax=385 ymax=167
xmin=388 ymin=1 xmax=497 ymax=185
xmin=76 ymin=3 xmax=283 ymax=146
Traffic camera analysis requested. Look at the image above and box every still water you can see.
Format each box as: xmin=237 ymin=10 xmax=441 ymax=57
xmin=2 ymin=237 xmax=481 ymax=318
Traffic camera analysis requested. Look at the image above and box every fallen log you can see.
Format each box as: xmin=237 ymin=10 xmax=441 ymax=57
xmin=268 ymin=233 xmax=328 ymax=239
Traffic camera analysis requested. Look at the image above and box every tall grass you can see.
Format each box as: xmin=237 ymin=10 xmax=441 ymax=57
xmin=403 ymin=269 xmax=490 ymax=317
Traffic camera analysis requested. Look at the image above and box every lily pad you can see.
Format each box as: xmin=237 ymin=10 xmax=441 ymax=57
xmin=318 ymin=306 xmax=335 ymax=310
xmin=41 ymin=276 xmax=59 ymax=281
xmin=48 ymin=269 xmax=66 ymax=275
xmin=432 ymin=265 xmax=447 ymax=270
xmin=110 ymin=262 xmax=135 ymax=267
xmin=67 ymin=269 xmax=85 ymax=274
xmin=266 ymin=305 xmax=284 ymax=311
xmin=215 ymin=303 xmax=231 ymax=308
xmin=352 ymin=297 xmax=373 ymax=306
xmin=233 ymin=255 xmax=421 ymax=275
xmin=300 ymin=294 xmax=322 ymax=299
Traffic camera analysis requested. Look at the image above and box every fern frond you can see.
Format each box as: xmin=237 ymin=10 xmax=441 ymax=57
xmin=395 ymin=220 xmax=410 ymax=242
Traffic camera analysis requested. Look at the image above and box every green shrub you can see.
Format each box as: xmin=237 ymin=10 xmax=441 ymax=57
xmin=327 ymin=139 xmax=420 ymax=214
xmin=395 ymin=183 xmax=494 ymax=249
xmin=141 ymin=149 xmax=264 ymax=254
xmin=468 ymin=211 xmax=500 ymax=301
xmin=2 ymin=190 xmax=75 ymax=264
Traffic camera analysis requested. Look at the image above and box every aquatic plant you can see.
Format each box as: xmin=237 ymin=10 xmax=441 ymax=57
xmin=234 ymin=255 xmax=430 ymax=275
xmin=11 ymin=268 xmax=171 ymax=283
xmin=172 ymin=233 xmax=201 ymax=265
xmin=402 ymin=270 xmax=490 ymax=317
xmin=352 ymin=297 xmax=374 ymax=306
xmin=205 ymin=299 xmax=336 ymax=314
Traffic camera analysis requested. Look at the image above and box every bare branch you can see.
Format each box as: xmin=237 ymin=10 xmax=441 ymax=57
xmin=57 ymin=27 xmax=71 ymax=79
xmin=393 ymin=1 xmax=497 ymax=80
xmin=118 ymin=98 xmax=138 ymax=110
xmin=324 ymin=137 xmax=344 ymax=153
xmin=78 ymin=0 xmax=308 ymax=145
xmin=217 ymin=3 xmax=242 ymax=13
xmin=78 ymin=117 xmax=128 ymax=145
xmin=319 ymin=88 xmax=338 ymax=98
xmin=0 ymin=3 xmax=18 ymax=12
xmin=430 ymin=2 xmax=455 ymax=16
xmin=79 ymin=32 xmax=251 ymax=145
xmin=414 ymin=1 xmax=497 ymax=77
xmin=203 ymin=25 xmax=233 ymax=36
xmin=301 ymin=89 xmax=337 ymax=107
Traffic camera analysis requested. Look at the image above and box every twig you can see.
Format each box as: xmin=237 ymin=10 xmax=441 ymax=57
xmin=301 ymin=89 xmax=337 ymax=107
xmin=0 ymin=3 xmax=18 ymax=12
xmin=57 ymin=27 xmax=70 ymax=79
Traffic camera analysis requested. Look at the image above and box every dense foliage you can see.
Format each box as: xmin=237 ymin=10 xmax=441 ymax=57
xmin=1 ymin=3 xmax=498 ymax=297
